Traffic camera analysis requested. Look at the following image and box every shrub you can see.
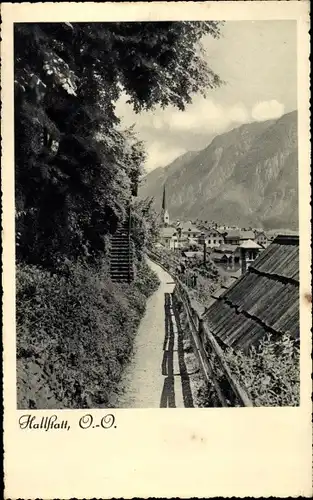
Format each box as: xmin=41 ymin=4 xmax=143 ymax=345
xmin=224 ymin=334 xmax=300 ymax=406
xmin=16 ymin=258 xmax=160 ymax=409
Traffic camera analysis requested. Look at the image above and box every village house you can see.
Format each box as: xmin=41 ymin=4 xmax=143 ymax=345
xmin=239 ymin=229 xmax=256 ymax=241
xmin=158 ymin=219 xmax=201 ymax=252
xmin=210 ymin=244 xmax=238 ymax=265
xmin=159 ymin=226 xmax=177 ymax=250
xmin=224 ymin=228 xmax=258 ymax=246
xmin=236 ymin=239 xmax=262 ymax=272
xmin=182 ymin=250 xmax=204 ymax=264
xmin=224 ymin=229 xmax=241 ymax=246
xmin=210 ymin=239 xmax=262 ymax=271
xmin=159 ymin=226 xmax=192 ymax=251
xmin=178 ymin=221 xmax=202 ymax=240
xmin=254 ymin=230 xmax=269 ymax=248
xmin=204 ymin=228 xmax=225 ymax=248
xmin=202 ymin=234 xmax=299 ymax=353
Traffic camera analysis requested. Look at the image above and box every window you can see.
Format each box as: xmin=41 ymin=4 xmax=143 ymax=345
xmin=213 ymin=239 xmax=216 ymax=244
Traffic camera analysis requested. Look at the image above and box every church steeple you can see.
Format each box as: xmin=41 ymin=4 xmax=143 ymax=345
xmin=162 ymin=184 xmax=170 ymax=226
xmin=162 ymin=184 xmax=166 ymax=211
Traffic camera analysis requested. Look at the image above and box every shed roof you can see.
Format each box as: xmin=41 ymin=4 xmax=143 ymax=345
xmin=217 ymin=244 xmax=237 ymax=253
xmin=183 ymin=251 xmax=203 ymax=258
xmin=210 ymin=252 xmax=232 ymax=262
xmin=203 ymin=235 xmax=299 ymax=352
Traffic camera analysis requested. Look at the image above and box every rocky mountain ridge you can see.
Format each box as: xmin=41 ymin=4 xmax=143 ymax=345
xmin=139 ymin=110 xmax=298 ymax=230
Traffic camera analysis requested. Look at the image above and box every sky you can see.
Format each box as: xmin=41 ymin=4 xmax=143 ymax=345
xmin=115 ymin=20 xmax=297 ymax=172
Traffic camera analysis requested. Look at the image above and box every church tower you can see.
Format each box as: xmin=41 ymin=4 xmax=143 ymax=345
xmin=162 ymin=184 xmax=170 ymax=226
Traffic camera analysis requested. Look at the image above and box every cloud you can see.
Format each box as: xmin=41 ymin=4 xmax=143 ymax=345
xmin=115 ymin=94 xmax=286 ymax=172
xmin=251 ymin=100 xmax=285 ymax=121
xmin=144 ymin=142 xmax=187 ymax=172
xmin=159 ymin=96 xmax=250 ymax=135
xmin=116 ymin=93 xmax=250 ymax=138
xmin=115 ymin=96 xmax=251 ymax=170
xmin=229 ymin=103 xmax=250 ymax=123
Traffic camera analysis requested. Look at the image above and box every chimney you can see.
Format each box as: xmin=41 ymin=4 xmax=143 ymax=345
xmin=240 ymin=248 xmax=247 ymax=275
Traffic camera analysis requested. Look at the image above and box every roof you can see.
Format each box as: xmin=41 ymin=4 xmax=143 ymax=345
xmin=159 ymin=227 xmax=176 ymax=238
xmin=210 ymin=252 xmax=232 ymax=262
xmin=203 ymin=235 xmax=299 ymax=352
xmin=240 ymin=230 xmax=255 ymax=240
xmin=216 ymin=244 xmax=237 ymax=253
xmin=238 ymin=239 xmax=262 ymax=249
xmin=254 ymin=230 xmax=268 ymax=238
xmin=187 ymin=237 xmax=200 ymax=245
xmin=183 ymin=251 xmax=203 ymax=258
xmin=205 ymin=228 xmax=224 ymax=236
xmin=225 ymin=229 xmax=240 ymax=239
xmin=179 ymin=221 xmax=201 ymax=233
xmin=204 ymin=271 xmax=242 ymax=308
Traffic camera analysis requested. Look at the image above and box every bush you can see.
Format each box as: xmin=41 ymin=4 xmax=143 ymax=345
xmin=224 ymin=334 xmax=300 ymax=406
xmin=16 ymin=258 xmax=160 ymax=409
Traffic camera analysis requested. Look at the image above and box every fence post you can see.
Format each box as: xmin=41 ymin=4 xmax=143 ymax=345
xmin=199 ymin=317 xmax=204 ymax=345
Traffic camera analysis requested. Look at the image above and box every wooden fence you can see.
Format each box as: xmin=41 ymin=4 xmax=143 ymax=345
xmin=147 ymin=250 xmax=253 ymax=407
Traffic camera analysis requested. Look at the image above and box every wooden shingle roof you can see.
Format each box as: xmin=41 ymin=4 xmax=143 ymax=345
xmin=203 ymin=235 xmax=299 ymax=352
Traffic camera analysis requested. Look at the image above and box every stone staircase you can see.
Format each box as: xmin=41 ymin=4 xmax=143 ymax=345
xmin=109 ymin=217 xmax=134 ymax=283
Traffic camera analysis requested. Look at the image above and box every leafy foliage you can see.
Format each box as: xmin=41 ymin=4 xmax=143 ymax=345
xmin=131 ymin=197 xmax=162 ymax=260
xmin=224 ymin=334 xmax=300 ymax=406
xmin=15 ymin=21 xmax=223 ymax=267
xmin=16 ymin=260 xmax=160 ymax=409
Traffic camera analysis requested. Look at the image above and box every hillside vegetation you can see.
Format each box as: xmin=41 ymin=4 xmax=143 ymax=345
xmin=17 ymin=260 xmax=160 ymax=408
xmin=139 ymin=111 xmax=298 ymax=230
xmin=15 ymin=22 xmax=223 ymax=408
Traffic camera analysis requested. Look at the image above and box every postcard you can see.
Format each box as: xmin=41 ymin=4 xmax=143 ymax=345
xmin=2 ymin=1 xmax=312 ymax=498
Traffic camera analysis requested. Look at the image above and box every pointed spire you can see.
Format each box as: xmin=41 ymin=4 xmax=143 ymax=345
xmin=162 ymin=184 xmax=169 ymax=226
xmin=162 ymin=184 xmax=166 ymax=211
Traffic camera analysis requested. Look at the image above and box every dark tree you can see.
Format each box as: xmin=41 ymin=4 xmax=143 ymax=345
xmin=14 ymin=21 xmax=223 ymax=267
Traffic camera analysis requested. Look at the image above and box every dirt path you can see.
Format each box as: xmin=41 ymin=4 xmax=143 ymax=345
xmin=116 ymin=258 xmax=196 ymax=408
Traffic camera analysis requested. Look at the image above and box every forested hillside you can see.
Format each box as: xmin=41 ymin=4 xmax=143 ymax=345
xmin=15 ymin=21 xmax=223 ymax=408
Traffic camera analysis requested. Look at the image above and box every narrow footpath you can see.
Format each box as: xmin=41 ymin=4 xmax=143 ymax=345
xmin=116 ymin=258 xmax=195 ymax=408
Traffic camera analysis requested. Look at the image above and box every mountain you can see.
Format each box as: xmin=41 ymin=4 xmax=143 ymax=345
xmin=139 ymin=111 xmax=298 ymax=230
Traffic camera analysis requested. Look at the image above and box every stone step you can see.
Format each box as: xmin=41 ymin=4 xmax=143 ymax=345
xmin=110 ymin=248 xmax=132 ymax=252
xmin=110 ymin=272 xmax=134 ymax=276
xmin=110 ymin=261 xmax=132 ymax=266
xmin=110 ymin=255 xmax=132 ymax=260
xmin=110 ymin=252 xmax=132 ymax=257
xmin=110 ymin=262 xmax=132 ymax=266
xmin=110 ymin=271 xmax=133 ymax=276
xmin=110 ymin=247 xmax=131 ymax=252
xmin=110 ymin=263 xmax=133 ymax=268
xmin=110 ymin=275 xmax=134 ymax=281
xmin=111 ymin=280 xmax=133 ymax=284
xmin=111 ymin=243 xmax=131 ymax=248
